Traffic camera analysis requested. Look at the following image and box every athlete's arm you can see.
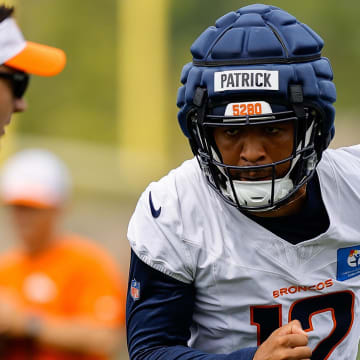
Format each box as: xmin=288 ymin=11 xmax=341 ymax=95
xmin=127 ymin=250 xmax=257 ymax=360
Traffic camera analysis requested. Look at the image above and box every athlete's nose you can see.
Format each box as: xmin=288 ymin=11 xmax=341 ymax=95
xmin=238 ymin=131 xmax=267 ymax=165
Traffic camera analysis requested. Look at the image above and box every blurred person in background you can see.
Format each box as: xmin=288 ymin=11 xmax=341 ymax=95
xmin=0 ymin=4 xmax=65 ymax=138
xmin=0 ymin=148 xmax=126 ymax=359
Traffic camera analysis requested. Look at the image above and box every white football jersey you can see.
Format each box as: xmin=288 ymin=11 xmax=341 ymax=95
xmin=128 ymin=145 xmax=360 ymax=359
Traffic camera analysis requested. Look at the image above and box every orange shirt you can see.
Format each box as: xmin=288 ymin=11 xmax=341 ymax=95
xmin=0 ymin=234 xmax=126 ymax=359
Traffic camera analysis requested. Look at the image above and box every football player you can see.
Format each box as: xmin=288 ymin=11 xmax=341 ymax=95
xmin=126 ymin=4 xmax=356 ymax=360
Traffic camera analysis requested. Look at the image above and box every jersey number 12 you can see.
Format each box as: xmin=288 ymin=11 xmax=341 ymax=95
xmin=250 ymin=291 xmax=354 ymax=360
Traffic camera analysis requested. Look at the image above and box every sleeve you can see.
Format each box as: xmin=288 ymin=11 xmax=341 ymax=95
xmin=128 ymin=181 xmax=194 ymax=283
xmin=127 ymin=250 xmax=257 ymax=360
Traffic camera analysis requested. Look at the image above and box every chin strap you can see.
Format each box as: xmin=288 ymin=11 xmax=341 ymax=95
xmin=226 ymin=176 xmax=294 ymax=210
xmin=289 ymin=84 xmax=306 ymax=120
xmin=188 ymin=87 xmax=218 ymax=183
xmin=188 ymin=87 xmax=208 ymax=157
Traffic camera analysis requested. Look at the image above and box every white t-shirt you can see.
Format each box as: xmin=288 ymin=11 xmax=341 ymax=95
xmin=128 ymin=145 xmax=360 ymax=359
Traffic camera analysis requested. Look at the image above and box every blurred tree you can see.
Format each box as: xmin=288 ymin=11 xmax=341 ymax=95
xmin=10 ymin=1 xmax=360 ymax=153
xmin=17 ymin=0 xmax=117 ymax=144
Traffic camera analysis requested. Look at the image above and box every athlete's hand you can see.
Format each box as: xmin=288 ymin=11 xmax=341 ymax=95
xmin=253 ymin=320 xmax=312 ymax=360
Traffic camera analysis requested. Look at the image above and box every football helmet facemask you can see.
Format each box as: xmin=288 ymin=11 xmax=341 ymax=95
xmin=187 ymin=92 xmax=324 ymax=211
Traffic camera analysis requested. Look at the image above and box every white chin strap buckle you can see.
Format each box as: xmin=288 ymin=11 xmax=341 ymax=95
xmin=226 ymin=177 xmax=294 ymax=208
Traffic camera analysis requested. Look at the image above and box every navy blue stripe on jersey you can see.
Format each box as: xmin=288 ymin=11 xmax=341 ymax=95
xmin=127 ymin=250 xmax=257 ymax=360
xmin=245 ymin=171 xmax=329 ymax=244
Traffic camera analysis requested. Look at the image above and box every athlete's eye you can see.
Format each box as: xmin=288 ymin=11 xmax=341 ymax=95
xmin=224 ymin=128 xmax=240 ymax=136
xmin=264 ymin=126 xmax=280 ymax=135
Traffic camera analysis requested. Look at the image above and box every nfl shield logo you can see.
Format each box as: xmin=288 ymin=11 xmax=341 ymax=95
xmin=131 ymin=279 xmax=140 ymax=301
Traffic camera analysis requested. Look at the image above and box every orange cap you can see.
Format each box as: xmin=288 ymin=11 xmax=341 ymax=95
xmin=2 ymin=197 xmax=56 ymax=209
xmin=5 ymin=41 xmax=66 ymax=77
xmin=0 ymin=18 xmax=66 ymax=76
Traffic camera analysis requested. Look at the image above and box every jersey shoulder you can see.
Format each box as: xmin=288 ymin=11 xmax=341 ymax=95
xmin=322 ymin=144 xmax=360 ymax=163
xmin=129 ymin=158 xmax=211 ymax=240
xmin=318 ymin=145 xmax=360 ymax=212
xmin=127 ymin=158 xmax=216 ymax=283
xmin=320 ymin=145 xmax=360 ymax=181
